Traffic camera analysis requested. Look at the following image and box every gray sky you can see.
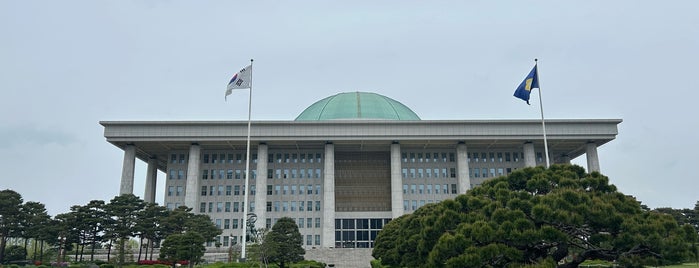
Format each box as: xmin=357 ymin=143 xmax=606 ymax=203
xmin=2 ymin=1 xmax=697 ymax=216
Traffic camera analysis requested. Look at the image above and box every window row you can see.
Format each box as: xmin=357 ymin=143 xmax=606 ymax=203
xmin=168 ymin=169 xmax=186 ymax=180
xmin=401 ymin=168 xmax=456 ymax=179
xmin=202 ymin=153 xmax=257 ymax=165
xmin=167 ymin=186 xmax=184 ymax=196
xmin=402 ymin=184 xmax=458 ymax=195
xmin=213 ymin=218 xmax=245 ymax=229
xmin=202 ymin=169 xmax=257 ymax=180
xmin=470 ymin=167 xmax=513 ymax=178
xmin=266 ymin=184 xmax=321 ymax=195
xmin=200 ymin=201 xmax=254 ymax=213
xmin=267 ymin=168 xmax=322 ymax=179
xmin=335 ymin=218 xmax=391 ymax=230
xmin=265 ymin=200 xmax=321 ymax=212
xmin=401 ymin=152 xmax=455 ymax=163
xmin=404 ymin=199 xmax=439 ymax=211
xmin=267 ymin=153 xmax=323 ymax=164
xmin=469 ymin=152 xmax=523 ymax=163
xmin=200 ymin=185 xmax=255 ymax=196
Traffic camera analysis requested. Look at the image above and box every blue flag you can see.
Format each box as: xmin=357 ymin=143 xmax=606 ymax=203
xmin=513 ymin=65 xmax=539 ymax=104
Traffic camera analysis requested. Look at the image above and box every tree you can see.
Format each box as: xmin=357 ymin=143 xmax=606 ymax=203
xmin=104 ymin=194 xmax=146 ymax=267
xmin=158 ymin=206 xmax=220 ymax=268
xmin=4 ymin=245 xmax=26 ymax=263
xmin=159 ymin=232 xmax=205 ymax=268
xmin=266 ymin=217 xmax=304 ymax=268
xmin=372 ymin=165 xmax=696 ymax=268
xmin=20 ymin=201 xmax=51 ymax=262
xmin=0 ymin=189 xmax=24 ymax=263
xmin=136 ymin=203 xmax=168 ymax=261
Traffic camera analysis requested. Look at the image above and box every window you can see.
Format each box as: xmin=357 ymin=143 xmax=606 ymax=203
xmin=203 ymin=154 xmax=209 ymax=163
xmin=490 ymin=152 xmax=495 ymax=162
xmin=410 ymin=184 xmax=416 ymax=194
xmin=403 ymin=184 xmax=408 ymax=194
xmin=266 ymin=202 xmax=272 ymax=212
xmin=418 ymin=168 xmax=423 ymax=178
xmin=418 ymin=184 xmax=424 ymax=194
xmin=299 ymin=201 xmax=305 ymax=211
xmin=275 ymin=185 xmax=280 ymax=195
xmin=498 ymin=152 xmax=503 ymax=162
xmin=225 ymin=202 xmax=231 ymax=212
xmin=450 ymin=168 xmax=456 ymax=178
xmin=451 ymin=184 xmax=457 ymax=194
xmin=291 ymin=185 xmax=297 ymax=195
xmin=251 ymin=185 xmax=256 ymax=195
xmin=282 ymin=202 xmax=288 ymax=212
xmin=169 ymin=170 xmax=176 ymax=180
xmin=233 ymin=202 xmax=240 ymax=212
xmin=232 ymin=219 xmax=239 ymax=229
xmin=435 ymin=184 xmax=441 ymax=194
xmin=410 ymin=153 xmax=415 ymax=162
xmin=410 ymin=169 xmax=416 ymax=178
xmin=208 ymin=202 xmax=213 ymax=213
xmin=474 ymin=168 xmax=480 ymax=178
xmin=202 ymin=170 xmax=208 ymax=180
xmin=283 ymin=185 xmax=288 ymax=195
xmin=315 ymin=201 xmax=321 ymax=211
xmin=171 ymin=154 xmax=177 ymax=164
xmin=307 ymin=218 xmax=313 ymax=228
xmin=482 ymin=168 xmax=488 ymax=178
xmin=267 ymin=185 xmax=273 ymax=195
xmin=473 ymin=152 xmax=479 ymax=163
xmin=315 ymin=185 xmax=321 ymax=195
xmin=402 ymin=153 xmax=407 ymax=162
xmin=268 ymin=154 xmax=273 ymax=163
xmin=307 ymin=201 xmax=313 ymax=211
xmin=402 ymin=168 xmax=408 ymax=178
xmin=216 ymin=202 xmax=223 ymax=212
xmin=219 ymin=170 xmax=224 ymax=179
xmin=234 ymin=185 xmax=240 ymax=196
xmin=199 ymin=202 xmax=206 ymax=213
xmin=449 ymin=153 xmax=455 ymax=162
xmin=226 ymin=186 xmax=232 ymax=196
xmin=418 ymin=153 xmax=423 ymax=162
xmin=307 ymin=235 xmax=312 ymax=246
xmin=215 ymin=219 xmax=221 ymax=229
xmin=168 ymin=186 xmax=174 ymax=196
xmin=235 ymin=170 xmax=241 ymax=179
xmin=267 ymin=169 xmax=273 ymax=179
xmin=212 ymin=154 xmax=217 ymax=164
xmin=227 ymin=170 xmax=233 ymax=179
xmin=300 ymin=185 xmax=305 ymax=195
xmin=274 ymin=201 xmax=280 ymax=212
xmin=291 ymin=201 xmax=296 ymax=211
xmin=315 ymin=218 xmax=321 ymax=228
xmin=176 ymin=186 xmax=183 ymax=196
xmin=403 ymin=200 xmax=409 ymax=211
xmin=411 ymin=200 xmax=417 ymax=210
xmin=427 ymin=184 xmax=432 ymax=194
xmin=426 ymin=169 xmax=431 ymax=178
xmin=307 ymin=185 xmax=313 ymax=194
xmin=315 ymin=235 xmax=320 ymax=245
xmin=178 ymin=170 xmax=184 ymax=180
xmin=298 ymin=218 xmax=304 ymax=228
xmin=217 ymin=186 xmax=223 ymax=196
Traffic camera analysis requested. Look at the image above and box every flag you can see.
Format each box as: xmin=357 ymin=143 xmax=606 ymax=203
xmin=225 ymin=64 xmax=252 ymax=100
xmin=513 ymin=64 xmax=539 ymax=104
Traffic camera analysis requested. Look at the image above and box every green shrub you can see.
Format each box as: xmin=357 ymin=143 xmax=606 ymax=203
xmin=99 ymin=264 xmax=115 ymax=268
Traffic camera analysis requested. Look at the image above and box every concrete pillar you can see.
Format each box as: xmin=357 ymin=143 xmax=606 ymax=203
xmin=184 ymin=143 xmax=201 ymax=210
xmin=390 ymin=143 xmax=403 ymax=218
xmin=523 ymin=142 xmax=536 ymax=167
xmin=322 ymin=143 xmax=335 ymax=248
xmin=456 ymin=143 xmax=470 ymax=194
xmin=119 ymin=144 xmax=136 ymax=195
xmin=586 ymin=142 xmax=600 ymax=173
xmin=144 ymin=157 xmax=158 ymax=203
xmin=254 ymin=143 xmax=268 ymax=230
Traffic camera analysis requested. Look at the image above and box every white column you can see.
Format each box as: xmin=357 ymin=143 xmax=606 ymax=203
xmin=120 ymin=144 xmax=136 ymax=195
xmin=390 ymin=143 xmax=403 ymax=218
xmin=456 ymin=143 xmax=470 ymax=194
xmin=322 ymin=143 xmax=335 ymax=248
xmin=184 ymin=143 xmax=201 ymax=210
xmin=586 ymin=142 xmax=600 ymax=173
xmin=523 ymin=142 xmax=536 ymax=167
xmin=254 ymin=143 xmax=268 ymax=230
xmin=144 ymin=157 xmax=158 ymax=203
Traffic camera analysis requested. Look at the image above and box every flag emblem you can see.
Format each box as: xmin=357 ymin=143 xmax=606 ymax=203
xmin=513 ymin=65 xmax=539 ymax=104
xmin=225 ymin=64 xmax=252 ymax=100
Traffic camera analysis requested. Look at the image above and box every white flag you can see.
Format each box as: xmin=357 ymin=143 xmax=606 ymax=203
xmin=225 ymin=64 xmax=252 ymax=100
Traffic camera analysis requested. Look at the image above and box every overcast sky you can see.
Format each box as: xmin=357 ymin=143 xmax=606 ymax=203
xmin=2 ymin=1 xmax=697 ymax=216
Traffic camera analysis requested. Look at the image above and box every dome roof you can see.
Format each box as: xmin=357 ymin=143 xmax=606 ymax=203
xmin=295 ymin=92 xmax=420 ymax=121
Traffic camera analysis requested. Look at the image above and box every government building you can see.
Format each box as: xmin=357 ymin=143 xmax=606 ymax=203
xmin=101 ymin=91 xmax=621 ymax=250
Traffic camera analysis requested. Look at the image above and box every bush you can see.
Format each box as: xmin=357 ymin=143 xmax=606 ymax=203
xmin=99 ymin=264 xmax=115 ymax=268
xmin=5 ymin=245 xmax=28 ymax=262
xmin=290 ymin=260 xmax=326 ymax=268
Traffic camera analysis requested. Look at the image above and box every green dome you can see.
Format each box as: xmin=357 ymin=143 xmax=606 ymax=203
xmin=295 ymin=92 xmax=420 ymax=121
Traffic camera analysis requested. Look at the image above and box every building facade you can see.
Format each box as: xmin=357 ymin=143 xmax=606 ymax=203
xmin=101 ymin=92 xmax=621 ymax=249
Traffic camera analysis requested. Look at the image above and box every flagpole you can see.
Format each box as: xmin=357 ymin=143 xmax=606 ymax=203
xmin=240 ymin=58 xmax=253 ymax=261
xmin=535 ymin=59 xmax=551 ymax=168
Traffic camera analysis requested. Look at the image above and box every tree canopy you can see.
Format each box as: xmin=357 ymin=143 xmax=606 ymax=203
xmin=266 ymin=217 xmax=304 ymax=268
xmin=372 ymin=165 xmax=697 ymax=268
